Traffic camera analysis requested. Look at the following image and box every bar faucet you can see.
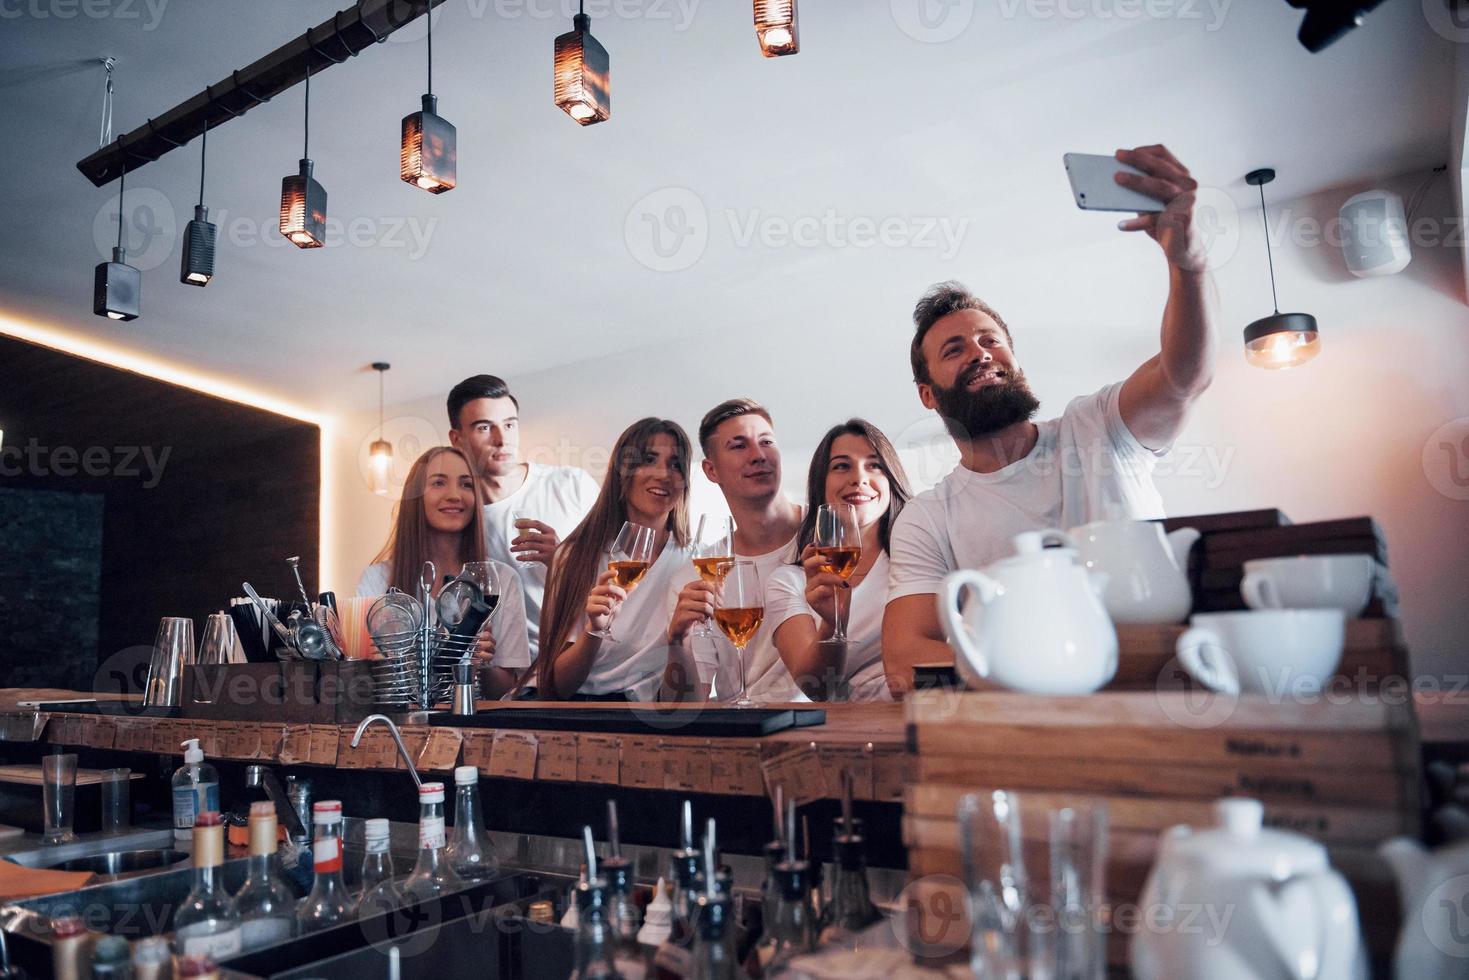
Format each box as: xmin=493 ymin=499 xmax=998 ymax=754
xmin=352 ymin=714 xmax=422 ymax=788
xmin=245 ymin=764 xmax=307 ymax=841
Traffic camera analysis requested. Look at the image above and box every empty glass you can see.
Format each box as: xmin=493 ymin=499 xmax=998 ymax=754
xmin=100 ymin=767 xmax=131 ymax=832
xmin=144 ymin=617 xmax=194 ymax=708
xmin=959 ymin=790 xmax=1108 ymax=980
xmin=42 ymin=753 xmax=78 ymax=844
xmin=197 ymin=612 xmax=243 ymax=666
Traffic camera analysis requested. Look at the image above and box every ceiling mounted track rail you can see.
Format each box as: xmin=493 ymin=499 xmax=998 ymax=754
xmin=75 ymin=0 xmax=445 ymax=187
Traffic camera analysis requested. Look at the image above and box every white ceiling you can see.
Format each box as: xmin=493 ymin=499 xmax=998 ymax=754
xmin=0 ymin=0 xmax=1457 ymax=415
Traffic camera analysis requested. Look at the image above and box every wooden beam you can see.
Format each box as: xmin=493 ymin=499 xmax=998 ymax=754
xmin=75 ymin=0 xmax=446 ymax=187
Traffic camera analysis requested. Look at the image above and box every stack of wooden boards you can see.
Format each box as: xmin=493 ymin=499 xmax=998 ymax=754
xmin=1161 ymin=509 xmax=1398 ymax=617
xmin=901 ymin=691 xmax=1421 ymax=966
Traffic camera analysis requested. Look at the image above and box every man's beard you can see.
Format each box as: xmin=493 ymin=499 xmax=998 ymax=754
xmin=931 ymin=369 xmax=1041 ymax=442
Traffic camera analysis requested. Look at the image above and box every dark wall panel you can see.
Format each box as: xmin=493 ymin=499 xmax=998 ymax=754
xmin=0 ymin=335 xmax=320 ymax=689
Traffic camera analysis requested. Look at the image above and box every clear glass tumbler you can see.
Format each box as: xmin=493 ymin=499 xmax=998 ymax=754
xmin=100 ymin=767 xmax=131 ymax=832
xmin=42 ymin=753 xmax=78 ymax=844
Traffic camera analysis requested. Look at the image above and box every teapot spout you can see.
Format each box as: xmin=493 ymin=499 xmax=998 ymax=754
xmin=1166 ymin=527 xmax=1202 ymax=571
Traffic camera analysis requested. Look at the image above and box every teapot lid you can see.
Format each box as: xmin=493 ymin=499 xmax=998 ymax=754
xmin=1170 ymin=799 xmax=1329 ymax=880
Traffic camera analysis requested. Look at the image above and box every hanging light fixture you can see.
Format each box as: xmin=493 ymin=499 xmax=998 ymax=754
xmin=93 ymin=60 xmax=140 ymax=322
xmin=280 ymin=65 xmax=327 ymax=248
xmin=554 ymin=1 xmax=610 ymax=126
xmin=180 ymin=122 xmax=217 ymax=285
xmin=753 ymin=0 xmax=800 ymax=57
xmin=401 ymin=0 xmax=456 ymax=193
xmin=1243 ymin=168 xmax=1320 ymax=370
xmin=369 ymin=362 xmax=393 ymax=497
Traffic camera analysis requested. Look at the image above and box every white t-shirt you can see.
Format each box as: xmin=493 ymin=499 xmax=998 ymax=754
xmin=889 ymin=382 xmax=1167 ymax=600
xmin=481 ymin=462 xmax=601 ymax=655
xmin=354 ymin=559 xmax=533 ymax=669
xmin=765 ymin=552 xmax=894 ymax=703
xmin=569 ymin=540 xmax=719 ymax=701
xmin=681 ymin=534 xmax=808 ymax=704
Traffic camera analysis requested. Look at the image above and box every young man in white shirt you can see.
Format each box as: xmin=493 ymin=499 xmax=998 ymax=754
xmin=882 ymin=144 xmax=1217 ymax=696
xmin=446 ymin=375 xmax=600 ymax=657
xmin=667 ymin=399 xmax=806 ymax=702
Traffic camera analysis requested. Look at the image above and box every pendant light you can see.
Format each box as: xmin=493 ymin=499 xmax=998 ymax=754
xmin=279 ymin=65 xmax=327 ymax=248
xmin=401 ymin=0 xmax=456 ymax=193
xmin=93 ymin=60 xmax=140 ymax=322
xmin=753 ymin=0 xmax=800 ymax=57
xmin=369 ymin=362 xmax=393 ymax=497
xmin=1243 ymin=168 xmax=1320 ymax=369
xmin=180 ymin=122 xmax=217 ymax=285
xmin=554 ymin=0 xmax=610 ymax=126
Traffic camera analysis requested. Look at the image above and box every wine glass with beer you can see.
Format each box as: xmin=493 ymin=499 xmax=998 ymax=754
xmin=814 ymin=504 xmax=861 ymax=642
xmin=591 ymin=522 xmax=657 ymax=638
xmin=690 ymin=515 xmax=735 ymax=638
xmin=715 ymin=559 xmax=764 ymax=708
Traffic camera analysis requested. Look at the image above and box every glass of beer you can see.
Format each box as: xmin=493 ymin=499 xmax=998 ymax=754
xmin=592 ymin=522 xmax=656 ymax=638
xmin=814 ymin=504 xmax=861 ymax=641
xmin=714 ymin=559 xmax=764 ymax=708
xmin=690 ymin=514 xmax=735 ymax=638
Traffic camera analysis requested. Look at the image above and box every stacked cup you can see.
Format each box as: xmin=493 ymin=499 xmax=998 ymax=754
xmin=1174 ymin=555 xmax=1376 ymax=696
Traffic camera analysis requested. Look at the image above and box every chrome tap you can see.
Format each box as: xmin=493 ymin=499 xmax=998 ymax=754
xmin=351 ymin=714 xmax=422 ymax=788
xmin=245 ymin=764 xmax=308 ymax=841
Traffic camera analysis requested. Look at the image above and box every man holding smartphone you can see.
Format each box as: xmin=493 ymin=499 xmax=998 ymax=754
xmin=881 ymin=144 xmax=1217 ymax=696
xmin=447 ymin=375 xmax=599 ymax=656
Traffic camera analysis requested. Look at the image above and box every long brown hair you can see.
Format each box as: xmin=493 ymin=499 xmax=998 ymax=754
xmin=794 ymin=419 xmax=914 ymax=558
xmin=537 ymin=418 xmax=693 ymax=693
xmin=372 ymin=446 xmax=487 ymax=593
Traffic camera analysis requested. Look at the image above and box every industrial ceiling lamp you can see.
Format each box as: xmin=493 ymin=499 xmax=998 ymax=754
xmin=369 ymin=362 xmax=393 ymax=497
xmin=401 ymin=0 xmax=455 ymax=193
xmin=554 ymin=0 xmax=610 ymax=126
xmin=279 ymin=65 xmax=327 ymax=248
xmin=753 ymin=0 xmax=800 ymax=57
xmin=1243 ymin=168 xmax=1320 ymax=370
xmin=93 ymin=60 xmax=140 ymax=322
xmin=180 ymin=123 xmax=217 ymax=285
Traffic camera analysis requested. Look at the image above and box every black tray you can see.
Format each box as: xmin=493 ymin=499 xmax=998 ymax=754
xmin=428 ymin=705 xmax=826 ymax=737
xmin=24 ymin=699 xmax=179 ymax=718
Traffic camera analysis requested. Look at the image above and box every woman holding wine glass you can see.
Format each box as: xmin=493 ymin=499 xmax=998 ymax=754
xmin=766 ymin=420 xmax=913 ymax=701
xmin=536 ymin=418 xmax=714 ymax=701
xmin=355 ymin=446 xmax=531 ymax=698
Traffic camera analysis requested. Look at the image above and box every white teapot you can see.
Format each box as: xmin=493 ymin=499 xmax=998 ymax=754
xmin=1069 ymin=519 xmax=1200 ymax=624
xmin=1378 ymin=836 xmax=1469 ymax=979
xmin=1133 ymin=798 xmax=1366 ymax=980
xmin=937 ymin=529 xmax=1117 ymax=695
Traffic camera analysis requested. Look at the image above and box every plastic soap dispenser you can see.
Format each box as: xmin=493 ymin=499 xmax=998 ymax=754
xmin=172 ymin=738 xmax=220 ymax=843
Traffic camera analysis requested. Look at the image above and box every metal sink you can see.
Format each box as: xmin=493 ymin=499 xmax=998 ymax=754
xmin=41 ymin=848 xmax=190 ymax=878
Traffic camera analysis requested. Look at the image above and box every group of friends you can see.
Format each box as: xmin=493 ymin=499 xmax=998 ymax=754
xmin=355 ymin=145 xmax=1219 ymax=705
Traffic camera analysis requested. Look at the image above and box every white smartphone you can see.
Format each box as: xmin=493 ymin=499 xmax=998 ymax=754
xmin=1063 ymin=152 xmax=1163 ymax=213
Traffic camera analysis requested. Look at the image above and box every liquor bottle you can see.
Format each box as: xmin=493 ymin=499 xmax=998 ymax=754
xmin=297 ymin=800 xmax=352 ymax=933
xmin=755 ymin=798 xmax=814 ymax=973
xmin=174 ymin=954 xmax=220 ymax=980
xmin=90 ymin=935 xmax=133 ymax=980
xmin=570 ymin=826 xmax=625 ymax=980
xmin=637 ymin=878 xmax=673 ymax=947
xmin=655 ymin=801 xmax=702 ymax=979
xmin=130 ymin=937 xmax=170 ymax=980
xmin=687 ymin=818 xmax=742 ymax=980
xmin=235 ymin=801 xmax=297 ymax=949
xmin=357 ymin=816 xmax=398 ymax=913
xmin=399 ymin=782 xmax=464 ymax=904
xmin=603 ymin=801 xmax=648 ymax=980
xmin=173 ymin=811 xmax=243 ymax=959
xmin=818 ymin=821 xmax=880 ymax=946
xmin=448 ymin=766 xmax=495 ymax=882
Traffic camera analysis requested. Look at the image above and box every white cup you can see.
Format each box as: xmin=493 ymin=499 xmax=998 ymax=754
xmin=1239 ymin=554 xmax=1375 ymax=617
xmin=1175 ymin=609 xmax=1346 ymax=696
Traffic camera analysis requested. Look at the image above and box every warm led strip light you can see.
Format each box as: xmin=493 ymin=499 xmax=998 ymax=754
xmin=0 ymin=314 xmax=336 ymax=586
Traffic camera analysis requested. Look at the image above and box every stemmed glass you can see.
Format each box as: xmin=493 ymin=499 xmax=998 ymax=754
xmin=457 ymin=562 xmax=503 ymax=623
xmin=814 ymin=504 xmax=862 ymax=642
xmin=591 ymin=522 xmax=656 ymax=638
xmin=690 ymin=515 xmax=735 ymax=638
xmin=715 ymin=560 xmax=764 ymax=708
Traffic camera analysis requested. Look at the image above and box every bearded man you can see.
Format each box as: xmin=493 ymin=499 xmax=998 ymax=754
xmin=880 ymin=144 xmax=1218 ymax=696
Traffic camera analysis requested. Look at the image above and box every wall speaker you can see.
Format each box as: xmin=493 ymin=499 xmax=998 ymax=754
xmin=1339 ymin=190 xmax=1411 ymax=278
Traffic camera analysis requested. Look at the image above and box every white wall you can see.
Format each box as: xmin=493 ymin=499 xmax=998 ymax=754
xmin=326 ymin=168 xmax=1469 ymax=676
